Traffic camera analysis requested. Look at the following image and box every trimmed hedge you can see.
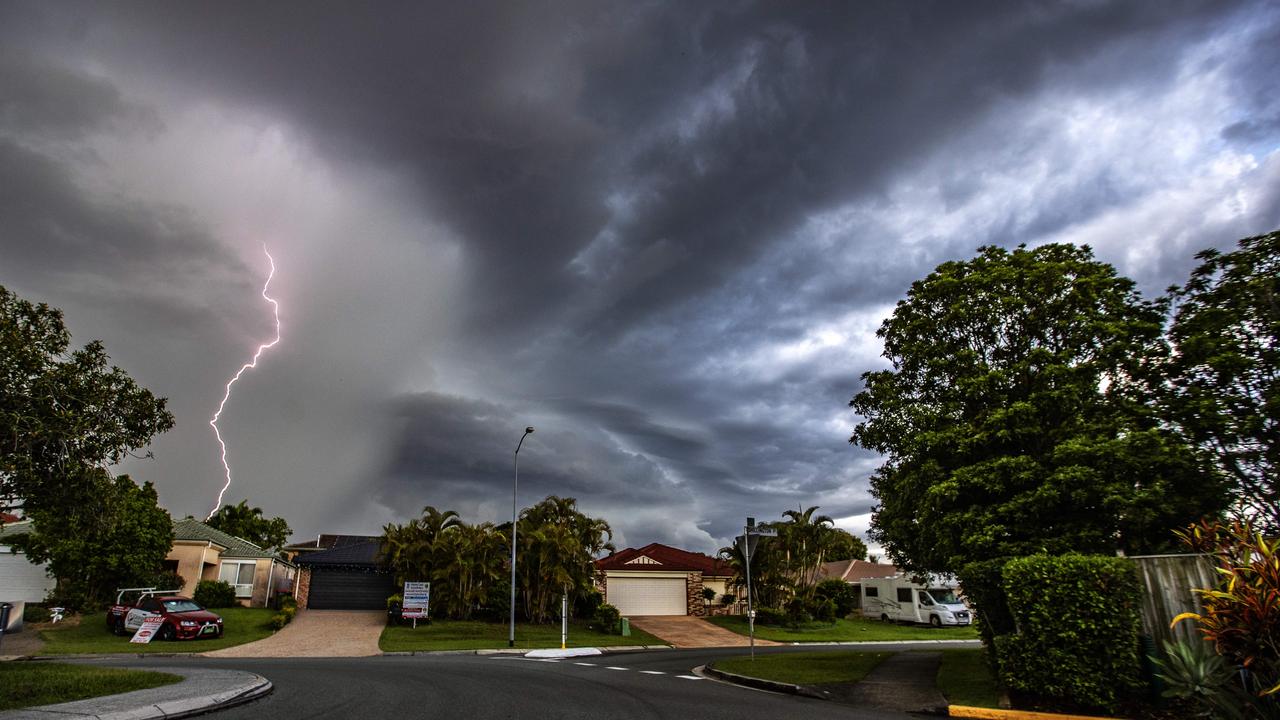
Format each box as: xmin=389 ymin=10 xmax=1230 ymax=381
xmin=815 ymin=579 xmax=860 ymax=618
xmin=997 ymin=554 xmax=1143 ymax=713
xmin=193 ymin=580 xmax=237 ymax=608
xmin=958 ymin=557 xmax=1016 ymax=677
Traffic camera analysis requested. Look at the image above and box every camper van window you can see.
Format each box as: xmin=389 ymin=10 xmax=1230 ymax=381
xmin=918 ymin=591 xmax=933 ymax=605
xmin=865 ymin=587 xmax=878 ymax=597
xmin=928 ymin=589 xmax=960 ymax=604
xmin=896 ymin=588 xmax=912 ymax=603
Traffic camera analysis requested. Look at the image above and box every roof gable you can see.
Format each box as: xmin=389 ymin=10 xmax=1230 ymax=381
xmin=596 ymin=543 xmax=733 ymax=575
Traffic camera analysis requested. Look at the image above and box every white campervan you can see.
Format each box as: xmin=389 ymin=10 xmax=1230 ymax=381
xmin=860 ymin=577 xmax=972 ymax=626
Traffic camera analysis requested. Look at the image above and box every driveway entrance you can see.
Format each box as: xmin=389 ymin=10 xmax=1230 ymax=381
xmin=204 ymin=610 xmax=384 ymax=658
xmin=626 ymin=616 xmax=781 ymax=648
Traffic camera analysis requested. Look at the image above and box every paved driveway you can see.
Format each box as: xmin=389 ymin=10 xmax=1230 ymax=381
xmin=626 ymin=615 xmax=781 ymax=648
xmin=204 ymin=610 xmax=384 ymax=658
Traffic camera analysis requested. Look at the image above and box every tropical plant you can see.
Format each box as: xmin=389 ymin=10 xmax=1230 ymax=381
xmin=1156 ymin=639 xmax=1255 ymax=720
xmin=516 ymin=496 xmax=613 ymax=623
xmin=206 ymin=499 xmax=292 ymax=554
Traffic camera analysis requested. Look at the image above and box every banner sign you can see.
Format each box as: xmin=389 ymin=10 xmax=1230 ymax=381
xmin=130 ymin=616 xmax=165 ymax=644
xmin=403 ymin=581 xmax=430 ymax=619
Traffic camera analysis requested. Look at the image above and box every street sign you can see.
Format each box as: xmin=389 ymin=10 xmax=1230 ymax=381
xmin=130 ymin=616 xmax=164 ymax=644
xmin=403 ymin=581 xmax=430 ymax=621
xmin=746 ymin=527 xmax=778 ymax=536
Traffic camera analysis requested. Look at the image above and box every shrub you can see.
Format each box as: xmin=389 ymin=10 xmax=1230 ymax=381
xmin=574 ymin=588 xmax=603 ymax=619
xmin=753 ymin=606 xmax=786 ymax=626
xmin=269 ymin=613 xmax=288 ymax=630
xmin=592 ymin=603 xmax=621 ymax=634
xmin=23 ymin=605 xmax=51 ymax=623
xmin=701 ymin=587 xmax=717 ymax=602
xmin=280 ymin=595 xmax=298 ymax=611
xmin=998 ymin=554 xmax=1143 ymax=713
xmin=194 ymin=580 xmax=237 ymax=608
xmin=721 ymin=593 xmax=736 ymax=605
xmin=140 ymin=570 xmax=185 ymax=593
xmin=959 ymin=557 xmax=1017 ymax=678
xmin=815 ymin=579 xmax=859 ymax=617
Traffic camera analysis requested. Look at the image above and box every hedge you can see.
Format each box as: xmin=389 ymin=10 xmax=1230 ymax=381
xmin=998 ymin=554 xmax=1143 ymax=713
xmin=193 ymin=580 xmax=237 ymax=608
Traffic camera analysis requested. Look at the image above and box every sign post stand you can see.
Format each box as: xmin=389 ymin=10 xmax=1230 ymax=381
xmin=740 ymin=517 xmax=777 ymax=660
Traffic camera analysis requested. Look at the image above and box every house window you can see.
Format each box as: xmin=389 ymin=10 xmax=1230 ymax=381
xmin=219 ymin=561 xmax=256 ymax=598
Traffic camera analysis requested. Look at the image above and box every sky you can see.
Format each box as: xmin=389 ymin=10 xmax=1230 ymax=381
xmin=2 ymin=1 xmax=1278 ymax=555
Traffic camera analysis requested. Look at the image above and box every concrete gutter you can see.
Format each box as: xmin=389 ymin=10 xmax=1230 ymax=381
xmin=381 ymin=644 xmax=672 ymax=656
xmin=699 ymin=663 xmax=827 ymax=700
xmin=0 ymin=666 xmax=272 ymax=720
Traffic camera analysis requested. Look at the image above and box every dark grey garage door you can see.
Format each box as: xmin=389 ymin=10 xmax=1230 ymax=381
xmin=307 ymin=569 xmax=395 ymax=610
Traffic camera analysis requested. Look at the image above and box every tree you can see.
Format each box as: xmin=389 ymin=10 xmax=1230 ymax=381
xmin=850 ymin=244 xmax=1226 ymax=575
xmin=825 ymin=529 xmax=868 ymax=562
xmin=14 ymin=470 xmax=174 ymax=609
xmin=206 ymin=499 xmax=293 ymax=554
xmin=516 ymin=496 xmax=613 ymax=623
xmin=1 ymin=286 xmax=174 ymax=517
xmin=1160 ymin=230 xmax=1279 ymax=533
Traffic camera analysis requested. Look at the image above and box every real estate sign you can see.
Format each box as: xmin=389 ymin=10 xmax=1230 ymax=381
xmin=130 ymin=616 xmax=165 ymax=644
xmin=403 ymin=581 xmax=430 ymax=619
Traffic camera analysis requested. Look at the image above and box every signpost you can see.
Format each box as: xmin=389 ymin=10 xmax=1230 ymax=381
xmin=130 ymin=616 xmax=165 ymax=644
xmin=740 ymin=517 xmax=777 ymax=660
xmin=403 ymin=581 xmax=430 ymax=629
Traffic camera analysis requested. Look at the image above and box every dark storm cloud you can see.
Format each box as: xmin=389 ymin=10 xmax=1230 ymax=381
xmin=1 ymin=0 xmax=1276 ymax=549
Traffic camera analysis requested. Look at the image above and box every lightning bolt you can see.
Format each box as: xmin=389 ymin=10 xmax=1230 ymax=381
xmin=207 ymin=246 xmax=281 ymax=520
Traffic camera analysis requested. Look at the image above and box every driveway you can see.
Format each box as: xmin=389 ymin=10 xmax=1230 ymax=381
xmin=204 ymin=610 xmax=384 ymax=658
xmin=626 ymin=615 xmax=781 ymax=648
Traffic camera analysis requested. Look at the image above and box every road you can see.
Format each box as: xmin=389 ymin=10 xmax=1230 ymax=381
xmin=91 ymin=645 xmax=948 ymax=719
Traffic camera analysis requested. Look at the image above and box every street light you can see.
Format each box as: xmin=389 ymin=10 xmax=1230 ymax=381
xmin=509 ymin=426 xmax=534 ymax=648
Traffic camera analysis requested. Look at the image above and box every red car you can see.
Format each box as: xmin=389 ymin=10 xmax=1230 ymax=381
xmin=112 ymin=595 xmax=223 ymax=640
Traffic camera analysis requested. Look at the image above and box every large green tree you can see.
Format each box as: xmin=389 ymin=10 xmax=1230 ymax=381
xmin=1160 ymin=230 xmax=1279 ymax=533
xmin=206 ymin=499 xmax=294 ymax=554
xmin=850 ymin=244 xmax=1226 ymax=575
xmin=825 ymin=529 xmax=868 ymax=563
xmin=15 ymin=470 xmax=174 ymax=609
xmin=1 ymin=286 xmax=174 ymax=517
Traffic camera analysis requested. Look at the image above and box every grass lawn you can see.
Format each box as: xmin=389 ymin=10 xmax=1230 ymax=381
xmin=713 ymin=651 xmax=891 ymax=685
xmin=0 ymin=662 xmax=181 ymax=711
xmin=40 ymin=608 xmax=278 ymax=655
xmin=379 ymin=618 xmax=667 ymax=652
xmin=706 ymin=615 xmax=979 ymax=643
xmin=936 ymin=648 xmax=1001 ymax=708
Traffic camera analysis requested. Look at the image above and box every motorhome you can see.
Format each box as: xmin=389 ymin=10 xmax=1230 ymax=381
xmin=860 ymin=576 xmax=971 ymax=626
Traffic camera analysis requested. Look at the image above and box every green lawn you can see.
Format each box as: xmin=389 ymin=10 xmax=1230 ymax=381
xmin=379 ymin=618 xmax=667 ymax=652
xmin=713 ymin=651 xmax=890 ymax=685
xmin=39 ymin=608 xmax=278 ymax=654
xmin=0 ymin=662 xmax=182 ymax=711
xmin=706 ymin=615 xmax=979 ymax=642
xmin=936 ymin=648 xmax=1001 ymax=708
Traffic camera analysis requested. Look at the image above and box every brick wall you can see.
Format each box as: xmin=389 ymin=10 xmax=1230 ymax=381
xmin=294 ymin=567 xmax=311 ymax=608
xmin=685 ymin=571 xmax=705 ymax=616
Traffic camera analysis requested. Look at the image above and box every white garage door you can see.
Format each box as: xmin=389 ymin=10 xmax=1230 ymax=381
xmin=607 ymin=577 xmax=686 ymax=616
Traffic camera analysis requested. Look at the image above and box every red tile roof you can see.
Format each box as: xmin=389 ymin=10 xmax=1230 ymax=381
xmin=595 ymin=543 xmax=734 ymax=576
xmin=819 ymin=559 xmax=900 ymax=582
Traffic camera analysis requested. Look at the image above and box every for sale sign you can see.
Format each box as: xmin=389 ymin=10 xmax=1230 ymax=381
xmin=403 ymin=581 xmax=430 ymax=619
xmin=130 ymin=616 xmax=165 ymax=644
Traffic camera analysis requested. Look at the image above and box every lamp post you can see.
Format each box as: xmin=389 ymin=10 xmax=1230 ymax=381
xmin=509 ymin=426 xmax=534 ymax=648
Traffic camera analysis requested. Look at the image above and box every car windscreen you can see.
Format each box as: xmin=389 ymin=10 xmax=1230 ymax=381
xmin=927 ymin=589 xmax=960 ymax=604
xmin=162 ymin=600 xmax=203 ymax=613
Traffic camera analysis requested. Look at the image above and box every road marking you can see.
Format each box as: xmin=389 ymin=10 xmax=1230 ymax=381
xmin=640 ymin=670 xmax=665 ymax=675
xmin=606 ymin=666 xmax=628 ymax=671
xmin=574 ymin=662 xmax=597 ymax=666
xmin=677 ymin=675 xmax=702 ymax=680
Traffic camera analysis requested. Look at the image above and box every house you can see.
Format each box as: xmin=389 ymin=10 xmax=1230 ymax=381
xmin=594 ymin=543 xmax=736 ymax=617
xmin=281 ymin=533 xmax=381 ymax=562
xmin=0 ymin=518 xmax=56 ymax=633
xmin=165 ymin=518 xmax=296 ymax=608
xmin=818 ymin=559 xmax=901 ymax=610
xmin=293 ymin=536 xmax=394 ymax=610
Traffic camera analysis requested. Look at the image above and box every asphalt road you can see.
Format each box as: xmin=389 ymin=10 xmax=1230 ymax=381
xmin=90 ymin=645 xmax=953 ymax=719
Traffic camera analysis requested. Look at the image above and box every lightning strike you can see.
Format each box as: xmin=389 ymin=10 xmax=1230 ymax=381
xmin=207 ymin=246 xmax=281 ymax=520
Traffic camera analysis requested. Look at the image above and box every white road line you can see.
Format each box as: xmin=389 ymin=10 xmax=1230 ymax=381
xmin=606 ymin=666 xmax=628 ymax=671
xmin=676 ymin=675 xmax=702 ymax=680
xmin=640 ymin=670 xmax=665 ymax=675
xmin=574 ymin=662 xmax=597 ymax=666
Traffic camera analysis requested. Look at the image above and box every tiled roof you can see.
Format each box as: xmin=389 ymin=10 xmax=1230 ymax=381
xmin=173 ymin=518 xmax=280 ymax=560
xmin=284 ymin=534 xmax=382 ymax=552
xmin=819 ymin=559 xmax=900 ymax=582
xmin=295 ymin=538 xmax=383 ymax=566
xmin=595 ymin=543 xmax=734 ymax=576
xmin=0 ymin=518 xmax=33 ymax=543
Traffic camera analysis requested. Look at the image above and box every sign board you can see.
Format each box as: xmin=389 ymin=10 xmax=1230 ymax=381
xmin=130 ymin=616 xmax=165 ymax=644
xmin=402 ymin=581 xmax=430 ymax=619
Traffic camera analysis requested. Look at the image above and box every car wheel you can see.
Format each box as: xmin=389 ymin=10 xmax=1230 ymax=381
xmin=930 ymin=615 xmax=942 ymax=627
xmin=159 ymin=624 xmax=175 ymax=641
xmin=880 ymin=613 xmax=889 ymax=622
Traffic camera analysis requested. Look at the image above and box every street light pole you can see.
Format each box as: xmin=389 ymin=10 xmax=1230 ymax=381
xmin=509 ymin=426 xmax=534 ymax=648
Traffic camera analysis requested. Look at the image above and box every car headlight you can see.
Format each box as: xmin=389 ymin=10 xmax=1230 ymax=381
xmin=216 ymin=618 xmax=223 ymax=624
xmin=180 ymin=620 xmax=198 ymax=627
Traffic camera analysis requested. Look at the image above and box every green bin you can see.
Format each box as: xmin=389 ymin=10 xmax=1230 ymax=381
xmin=620 ymin=617 xmax=630 ymax=637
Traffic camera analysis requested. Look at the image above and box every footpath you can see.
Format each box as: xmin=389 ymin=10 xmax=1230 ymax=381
xmin=0 ymin=666 xmax=271 ymax=720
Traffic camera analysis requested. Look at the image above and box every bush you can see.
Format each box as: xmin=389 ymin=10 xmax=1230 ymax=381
xmin=574 ymin=588 xmax=603 ymax=619
xmin=139 ymin=570 xmax=185 ymax=593
xmin=269 ymin=613 xmax=288 ymax=630
xmin=193 ymin=580 xmax=237 ymax=608
xmin=592 ymin=603 xmax=621 ymax=634
xmin=721 ymin=593 xmax=736 ymax=605
xmin=23 ymin=604 xmax=51 ymax=623
xmin=815 ymin=579 xmax=859 ymax=617
xmin=701 ymin=587 xmax=717 ymax=602
xmin=753 ymin=606 xmax=786 ymax=626
xmin=998 ymin=554 xmax=1143 ymax=713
